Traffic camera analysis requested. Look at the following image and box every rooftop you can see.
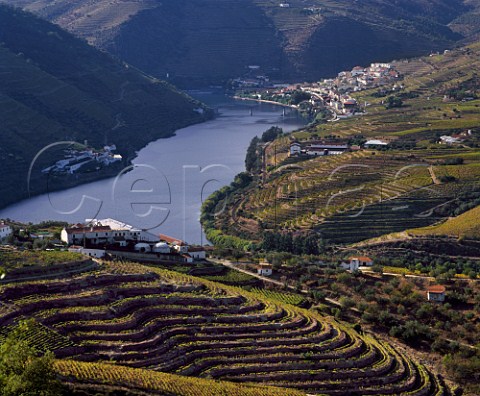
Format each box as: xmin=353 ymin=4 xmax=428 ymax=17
xmin=427 ymin=285 xmax=446 ymax=294
xmin=350 ymin=256 xmax=373 ymax=261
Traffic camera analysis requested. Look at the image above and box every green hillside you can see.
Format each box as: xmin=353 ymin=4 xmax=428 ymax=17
xmin=0 ymin=259 xmax=450 ymax=395
xmin=0 ymin=5 xmax=211 ymax=209
xmin=205 ymin=43 xmax=480 ymax=246
xmin=1 ymin=0 xmax=475 ymax=86
xmin=409 ymin=205 xmax=480 ymax=238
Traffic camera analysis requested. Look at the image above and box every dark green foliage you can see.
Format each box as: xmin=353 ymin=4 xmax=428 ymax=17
xmin=389 ymin=320 xmax=433 ymax=344
xmin=290 ymin=91 xmax=311 ymax=105
xmin=384 ymin=96 xmax=404 ymax=109
xmin=245 ymin=137 xmax=261 ymax=173
xmin=443 ymin=353 xmax=480 ymax=394
xmin=261 ymin=232 xmax=324 ymax=255
xmin=261 ymin=127 xmax=283 ymax=143
xmin=442 ymin=157 xmax=464 ymax=165
xmin=0 ymin=321 xmax=63 ymax=396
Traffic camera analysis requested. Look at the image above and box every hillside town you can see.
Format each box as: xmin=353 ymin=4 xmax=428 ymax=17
xmin=234 ymin=62 xmax=401 ymax=120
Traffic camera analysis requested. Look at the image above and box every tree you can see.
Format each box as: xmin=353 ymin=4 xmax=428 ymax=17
xmin=384 ymin=96 xmax=403 ymax=109
xmin=245 ymin=136 xmax=260 ymax=173
xmin=0 ymin=321 xmax=63 ymax=396
xmin=261 ymin=126 xmax=283 ymax=143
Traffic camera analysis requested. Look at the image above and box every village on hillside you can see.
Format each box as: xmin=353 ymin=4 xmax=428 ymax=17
xmin=234 ymin=62 xmax=401 ymax=120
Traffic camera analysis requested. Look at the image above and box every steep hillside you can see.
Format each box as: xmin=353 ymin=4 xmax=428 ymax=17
xmin=0 ymin=5 xmax=210 ymax=209
xmin=409 ymin=205 xmax=480 ymax=239
xmin=0 ymin=260 xmax=451 ymax=395
xmin=1 ymin=0 xmax=474 ymax=86
xmin=204 ymin=43 xmax=480 ymax=246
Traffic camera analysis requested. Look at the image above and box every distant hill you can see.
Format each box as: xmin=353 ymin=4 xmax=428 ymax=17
xmin=0 ymin=5 xmax=211 ymax=209
xmin=1 ymin=0 xmax=475 ymax=86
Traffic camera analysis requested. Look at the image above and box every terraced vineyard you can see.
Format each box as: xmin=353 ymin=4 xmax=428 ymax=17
xmin=210 ymin=43 xmax=480 ymax=245
xmin=0 ymin=261 xmax=450 ymax=395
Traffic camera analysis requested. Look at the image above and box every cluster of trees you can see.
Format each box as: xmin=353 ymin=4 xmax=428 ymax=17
xmin=245 ymin=136 xmax=261 ymax=173
xmin=245 ymin=127 xmax=284 ymax=174
xmin=384 ymin=96 xmax=403 ymax=109
xmin=442 ymin=157 xmax=464 ymax=165
xmin=262 ymin=232 xmax=325 ymax=255
xmin=290 ymin=91 xmax=311 ymax=105
xmin=374 ymin=249 xmax=479 ymax=279
xmin=0 ymin=322 xmax=63 ymax=396
xmin=435 ymin=189 xmax=480 ymax=218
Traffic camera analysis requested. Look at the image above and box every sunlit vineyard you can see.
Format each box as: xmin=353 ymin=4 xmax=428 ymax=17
xmin=0 ymin=261 xmax=450 ymax=395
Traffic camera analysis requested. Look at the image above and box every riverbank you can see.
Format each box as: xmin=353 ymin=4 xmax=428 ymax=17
xmin=0 ymin=99 xmax=305 ymax=244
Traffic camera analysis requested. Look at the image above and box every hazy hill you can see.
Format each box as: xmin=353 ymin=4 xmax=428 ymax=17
xmin=1 ymin=0 xmax=474 ymax=86
xmin=0 ymin=5 xmax=210 ymax=209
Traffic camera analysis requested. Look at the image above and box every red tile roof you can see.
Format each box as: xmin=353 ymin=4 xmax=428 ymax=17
xmin=427 ymin=285 xmax=446 ymax=294
xmin=350 ymin=256 xmax=373 ymax=262
xmin=159 ymin=234 xmax=187 ymax=246
xmin=188 ymin=246 xmax=205 ymax=252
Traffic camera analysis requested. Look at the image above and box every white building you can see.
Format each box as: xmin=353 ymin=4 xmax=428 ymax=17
xmin=188 ymin=247 xmax=206 ymax=260
xmin=305 ymin=144 xmax=349 ymax=156
xmin=349 ymin=256 xmax=374 ymax=267
xmin=364 ymin=139 xmax=388 ymax=149
xmin=159 ymin=234 xmax=189 ymax=254
xmin=257 ymin=263 xmax=273 ymax=276
xmin=427 ymin=285 xmax=446 ymax=302
xmin=68 ymin=246 xmax=105 ymax=259
xmin=341 ymin=261 xmax=360 ymax=272
xmin=290 ymin=142 xmax=302 ymax=156
xmin=61 ymin=218 xmax=157 ymax=245
xmin=61 ymin=225 xmax=113 ymax=245
xmin=0 ymin=224 xmax=12 ymax=240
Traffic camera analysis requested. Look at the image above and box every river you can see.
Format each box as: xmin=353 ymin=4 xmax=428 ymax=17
xmin=0 ymin=93 xmax=304 ymax=244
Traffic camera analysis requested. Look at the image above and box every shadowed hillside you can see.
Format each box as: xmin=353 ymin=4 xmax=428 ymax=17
xmin=1 ymin=0 xmax=474 ymax=86
xmin=0 ymin=5 xmax=211 ymax=209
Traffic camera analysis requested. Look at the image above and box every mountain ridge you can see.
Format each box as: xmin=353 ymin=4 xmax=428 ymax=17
xmin=0 ymin=4 xmax=211 ymax=209
xmin=1 ymin=0 xmax=476 ymax=87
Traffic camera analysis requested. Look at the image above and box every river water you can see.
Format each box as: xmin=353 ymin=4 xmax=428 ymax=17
xmin=0 ymin=94 xmax=304 ymax=244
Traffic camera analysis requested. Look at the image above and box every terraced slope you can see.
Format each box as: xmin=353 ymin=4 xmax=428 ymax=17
xmin=0 ymin=261 xmax=450 ymax=395
xmin=0 ymin=5 xmax=210 ymax=209
xmin=208 ymin=43 xmax=480 ymax=244
xmin=1 ymin=0 xmax=471 ymax=85
xmin=409 ymin=205 xmax=480 ymax=238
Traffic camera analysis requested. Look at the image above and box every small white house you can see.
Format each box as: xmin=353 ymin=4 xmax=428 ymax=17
xmin=257 ymin=263 xmax=273 ymax=276
xmin=349 ymin=256 xmax=373 ymax=267
xmin=0 ymin=224 xmax=12 ymax=240
xmin=364 ymin=139 xmax=388 ymax=149
xmin=68 ymin=246 xmax=105 ymax=259
xmin=427 ymin=285 xmax=446 ymax=302
xmin=341 ymin=261 xmax=360 ymax=272
xmin=188 ymin=246 xmax=206 ymax=260
xmin=290 ymin=142 xmax=302 ymax=156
